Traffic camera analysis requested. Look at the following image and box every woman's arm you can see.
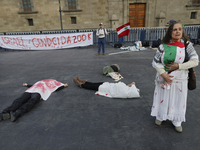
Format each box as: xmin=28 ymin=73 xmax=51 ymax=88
xmin=164 ymin=59 xmax=198 ymax=72
xmin=179 ymin=59 xmax=198 ymax=70
xmin=178 ymin=42 xmax=199 ymax=69
xmin=152 ymin=44 xmax=164 ymax=68
xmin=152 ymin=44 xmax=173 ymax=84
xmin=155 ymin=68 xmax=165 ymax=75
xmin=152 ymin=44 xmax=166 ymax=73
xmin=165 ymin=42 xmax=199 ymax=71
xmin=160 ymin=73 xmax=173 ymax=84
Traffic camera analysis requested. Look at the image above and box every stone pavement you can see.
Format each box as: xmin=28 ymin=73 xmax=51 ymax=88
xmin=0 ymin=45 xmax=200 ymax=150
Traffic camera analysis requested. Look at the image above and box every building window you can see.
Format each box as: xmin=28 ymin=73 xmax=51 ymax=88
xmin=192 ymin=0 xmax=200 ymax=4
xmin=27 ymin=19 xmax=34 ymax=26
xmin=65 ymin=0 xmax=79 ymax=10
xmin=22 ymin=0 xmax=32 ymax=11
xmin=18 ymin=0 xmax=38 ymax=14
xmin=190 ymin=12 xmax=197 ymax=19
xmin=68 ymin=0 xmax=76 ymax=9
xmin=71 ymin=17 xmax=76 ymax=24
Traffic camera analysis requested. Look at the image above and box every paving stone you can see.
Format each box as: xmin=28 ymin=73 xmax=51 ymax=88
xmin=0 ymin=45 xmax=200 ymax=150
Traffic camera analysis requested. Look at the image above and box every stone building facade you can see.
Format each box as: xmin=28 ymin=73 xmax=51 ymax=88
xmin=0 ymin=0 xmax=200 ymax=32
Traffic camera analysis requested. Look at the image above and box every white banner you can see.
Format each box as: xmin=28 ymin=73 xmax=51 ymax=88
xmin=0 ymin=32 xmax=93 ymax=50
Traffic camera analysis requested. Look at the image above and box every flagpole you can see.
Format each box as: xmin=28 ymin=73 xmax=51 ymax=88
xmin=58 ymin=0 xmax=63 ymax=30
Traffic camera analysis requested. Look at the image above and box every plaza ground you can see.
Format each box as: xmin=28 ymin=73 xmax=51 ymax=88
xmin=0 ymin=45 xmax=200 ymax=150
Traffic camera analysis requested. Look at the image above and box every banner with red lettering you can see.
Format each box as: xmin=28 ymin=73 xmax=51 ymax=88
xmin=0 ymin=32 xmax=93 ymax=50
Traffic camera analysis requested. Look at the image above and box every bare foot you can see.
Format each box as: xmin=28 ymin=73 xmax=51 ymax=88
xmin=23 ymin=83 xmax=28 ymax=86
xmin=127 ymin=82 xmax=136 ymax=87
xmin=64 ymin=83 xmax=68 ymax=87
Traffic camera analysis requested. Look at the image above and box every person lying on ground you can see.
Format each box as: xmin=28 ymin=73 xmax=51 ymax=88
xmin=0 ymin=79 xmax=68 ymax=122
xmin=73 ymin=76 xmax=140 ymax=98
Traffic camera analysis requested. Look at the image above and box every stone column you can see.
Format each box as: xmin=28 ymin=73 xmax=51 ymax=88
xmin=156 ymin=12 xmax=166 ymax=27
xmin=110 ymin=14 xmax=119 ymax=29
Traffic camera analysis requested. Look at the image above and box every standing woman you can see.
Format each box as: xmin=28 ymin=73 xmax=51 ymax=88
xmin=151 ymin=23 xmax=199 ymax=132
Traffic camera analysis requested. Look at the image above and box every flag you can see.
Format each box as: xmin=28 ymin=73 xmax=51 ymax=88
xmin=162 ymin=42 xmax=185 ymax=72
xmin=116 ymin=22 xmax=130 ymax=39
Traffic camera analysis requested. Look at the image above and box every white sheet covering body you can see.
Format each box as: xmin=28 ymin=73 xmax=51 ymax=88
xmin=25 ymin=79 xmax=64 ymax=100
xmin=95 ymin=82 xmax=140 ymax=98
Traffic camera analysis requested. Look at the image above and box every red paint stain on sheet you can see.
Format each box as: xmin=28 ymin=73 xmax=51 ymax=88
xmin=32 ymin=83 xmax=46 ymax=93
xmin=43 ymin=79 xmax=62 ymax=89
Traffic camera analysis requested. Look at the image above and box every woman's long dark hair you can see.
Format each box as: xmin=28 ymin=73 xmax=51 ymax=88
xmin=162 ymin=22 xmax=189 ymax=44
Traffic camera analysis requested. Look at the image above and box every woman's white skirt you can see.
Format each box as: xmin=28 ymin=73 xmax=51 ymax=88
xmin=151 ymin=73 xmax=188 ymax=122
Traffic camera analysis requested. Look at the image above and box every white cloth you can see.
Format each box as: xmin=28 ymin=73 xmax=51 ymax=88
xmin=151 ymin=72 xmax=188 ymax=122
xmin=25 ymin=79 xmax=64 ymax=100
xmin=108 ymin=72 xmax=123 ymax=81
xmin=95 ymin=82 xmax=140 ymax=98
xmin=96 ymin=28 xmax=108 ymax=38
xmin=172 ymin=121 xmax=182 ymax=127
xmin=156 ymin=59 xmax=198 ymax=75
xmin=120 ymin=46 xmax=147 ymax=51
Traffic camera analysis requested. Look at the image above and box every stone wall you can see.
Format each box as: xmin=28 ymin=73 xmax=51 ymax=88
xmin=155 ymin=0 xmax=200 ymax=26
xmin=62 ymin=0 xmax=109 ymax=30
xmin=0 ymin=0 xmax=62 ymax=32
xmin=0 ymin=0 xmax=199 ymax=32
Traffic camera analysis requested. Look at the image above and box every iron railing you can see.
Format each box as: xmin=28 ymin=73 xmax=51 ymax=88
xmin=1 ymin=25 xmax=200 ymax=50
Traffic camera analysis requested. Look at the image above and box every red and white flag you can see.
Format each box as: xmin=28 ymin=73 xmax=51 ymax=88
xmin=116 ymin=22 xmax=130 ymax=39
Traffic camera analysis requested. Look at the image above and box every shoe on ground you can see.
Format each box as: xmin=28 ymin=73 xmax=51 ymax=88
xmin=73 ymin=78 xmax=82 ymax=87
xmin=96 ymin=53 xmax=100 ymax=56
xmin=0 ymin=113 xmax=10 ymax=121
xmin=175 ymin=126 xmax=182 ymax=133
xmin=155 ymin=119 xmax=162 ymax=126
xmin=103 ymin=53 xmax=106 ymax=55
xmin=10 ymin=111 xmax=19 ymax=122
xmin=77 ymin=76 xmax=86 ymax=84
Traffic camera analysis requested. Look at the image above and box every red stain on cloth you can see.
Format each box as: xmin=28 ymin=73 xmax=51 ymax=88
xmin=25 ymin=79 xmax=64 ymax=100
